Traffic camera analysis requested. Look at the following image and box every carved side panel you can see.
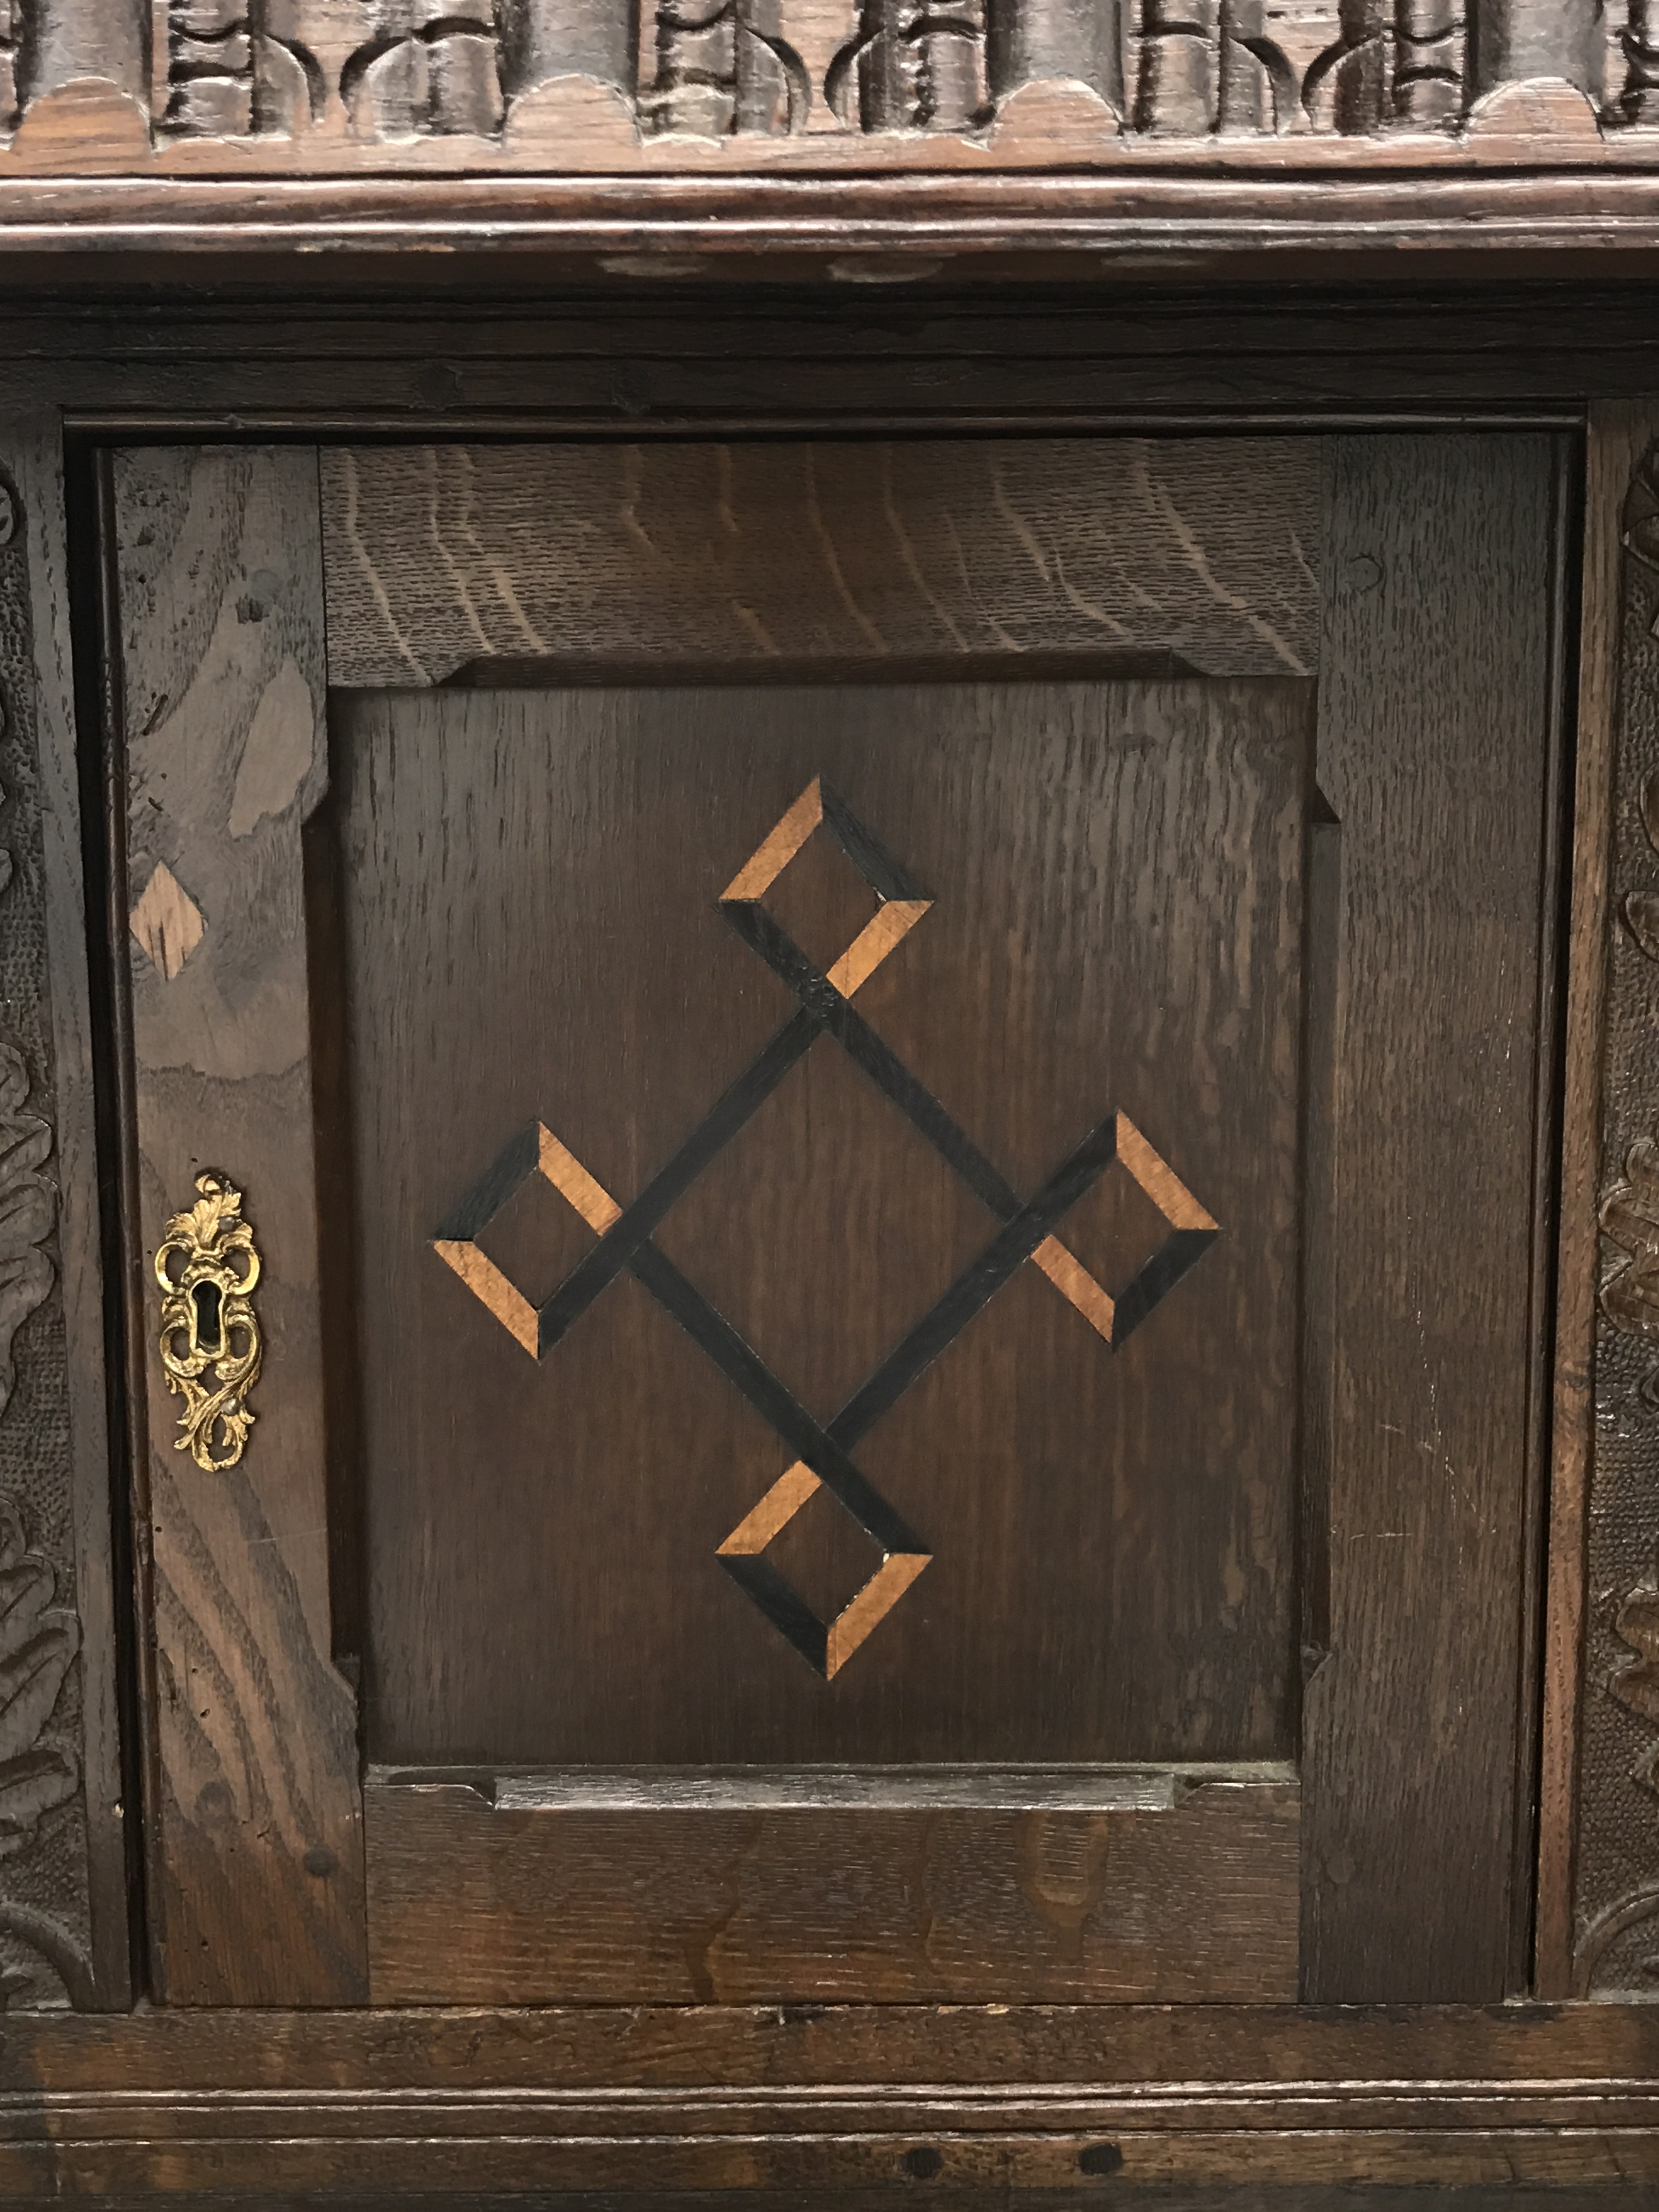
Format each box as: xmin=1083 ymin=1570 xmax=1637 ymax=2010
xmin=0 ymin=465 xmax=97 ymax=2011
xmin=1575 ymin=440 xmax=1659 ymax=1997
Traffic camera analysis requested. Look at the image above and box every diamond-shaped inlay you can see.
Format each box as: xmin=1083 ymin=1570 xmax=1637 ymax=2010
xmin=718 ymin=1460 xmax=929 ymax=1679
xmin=723 ymin=775 xmax=932 ymax=999
xmin=433 ymin=776 xmax=1220 ymax=1679
xmin=129 ymin=860 xmax=205 ymax=981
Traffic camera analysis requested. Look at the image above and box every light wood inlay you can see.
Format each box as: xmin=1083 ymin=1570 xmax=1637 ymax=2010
xmin=128 ymin=859 xmax=205 ymax=982
xmin=721 ymin=778 xmax=822 ymax=901
xmin=1116 ymin=1113 xmax=1219 ymax=1233
xmin=1032 ymin=1233 xmax=1116 ymax=1344
xmin=716 ymin=1459 xmax=822 ymax=1556
xmin=826 ymin=898 xmax=931 ymax=998
xmin=433 ymin=1240 xmax=538 ymax=1358
xmin=825 ymin=1551 xmax=932 ymax=1680
xmin=537 ymin=1124 xmax=620 ymax=1234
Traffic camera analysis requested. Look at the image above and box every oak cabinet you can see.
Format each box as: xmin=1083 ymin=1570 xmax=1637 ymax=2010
xmin=0 ymin=287 xmax=1653 ymax=2198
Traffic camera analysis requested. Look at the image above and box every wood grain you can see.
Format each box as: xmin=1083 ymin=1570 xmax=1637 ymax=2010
xmin=319 ymin=439 xmax=1323 ymax=687
xmin=114 ymin=445 xmax=366 ymax=2003
xmin=332 ymin=678 xmax=1307 ymax=1772
xmin=1300 ymin=435 xmax=1560 ymax=2002
xmin=365 ymin=1771 xmax=1299 ymax=2004
xmin=1 ymin=1996 xmax=1658 ymax=2196
xmin=0 ymin=289 xmax=1655 ymax=428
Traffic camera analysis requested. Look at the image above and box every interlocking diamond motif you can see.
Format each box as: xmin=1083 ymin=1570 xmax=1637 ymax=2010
xmin=433 ymin=777 xmax=1219 ymax=1679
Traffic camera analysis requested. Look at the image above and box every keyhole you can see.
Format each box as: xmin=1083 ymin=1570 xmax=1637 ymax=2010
xmin=192 ymin=1280 xmax=224 ymax=1356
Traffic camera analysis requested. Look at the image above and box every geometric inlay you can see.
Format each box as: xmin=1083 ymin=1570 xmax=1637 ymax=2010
xmin=433 ymin=776 xmax=1220 ymax=1679
xmin=129 ymin=859 xmax=205 ymax=981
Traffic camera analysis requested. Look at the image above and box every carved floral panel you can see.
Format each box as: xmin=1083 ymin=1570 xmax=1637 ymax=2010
xmin=1579 ymin=442 xmax=1659 ymax=1998
xmin=0 ymin=465 xmax=96 ymax=2011
xmin=0 ymin=0 xmax=1650 ymax=168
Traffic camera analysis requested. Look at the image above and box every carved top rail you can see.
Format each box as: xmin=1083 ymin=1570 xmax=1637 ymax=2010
xmin=0 ymin=1 xmax=1652 ymax=179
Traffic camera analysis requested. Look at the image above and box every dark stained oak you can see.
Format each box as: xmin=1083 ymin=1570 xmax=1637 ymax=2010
xmin=1299 ymin=434 xmax=1562 ymax=2004
xmin=365 ymin=1773 xmax=1299 ymax=2004
xmin=1 ymin=1997 xmax=1658 ymax=2194
xmin=0 ymin=231 xmax=1644 ymax=2192
xmin=320 ymin=439 xmax=1323 ymax=688
xmin=1534 ymin=403 xmax=1659 ymax=1996
xmin=0 ymin=0 xmax=1640 ymax=199
xmin=114 ymin=446 xmax=368 ymax=2004
xmin=330 ymin=678 xmax=1308 ymax=1779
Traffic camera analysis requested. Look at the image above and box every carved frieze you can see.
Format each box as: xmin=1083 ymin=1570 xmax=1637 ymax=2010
xmin=0 ymin=465 xmax=95 ymax=2011
xmin=0 ymin=0 xmax=1650 ymax=165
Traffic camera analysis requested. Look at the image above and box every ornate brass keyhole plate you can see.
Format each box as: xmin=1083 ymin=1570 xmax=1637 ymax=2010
xmin=155 ymin=1172 xmax=263 ymax=1471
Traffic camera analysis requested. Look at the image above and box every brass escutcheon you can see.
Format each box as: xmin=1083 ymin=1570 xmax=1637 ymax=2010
xmin=155 ymin=1172 xmax=262 ymax=1471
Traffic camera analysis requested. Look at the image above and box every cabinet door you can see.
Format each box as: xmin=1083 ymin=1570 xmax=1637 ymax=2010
xmin=109 ymin=436 xmax=1564 ymax=2005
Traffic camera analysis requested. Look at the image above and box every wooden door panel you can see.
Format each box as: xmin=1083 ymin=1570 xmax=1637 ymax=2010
xmin=333 ymin=678 xmax=1307 ymax=1770
xmin=109 ymin=432 xmax=1566 ymax=2008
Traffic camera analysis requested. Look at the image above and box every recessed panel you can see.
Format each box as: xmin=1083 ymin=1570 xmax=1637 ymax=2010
xmin=332 ymin=680 xmax=1308 ymax=1766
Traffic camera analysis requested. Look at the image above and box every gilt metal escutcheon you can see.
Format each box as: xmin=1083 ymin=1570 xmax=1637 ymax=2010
xmin=155 ymin=1172 xmax=263 ymax=1471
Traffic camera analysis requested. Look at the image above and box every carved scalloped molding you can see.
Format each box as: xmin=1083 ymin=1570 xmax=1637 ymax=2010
xmin=0 ymin=1 xmax=1649 ymax=175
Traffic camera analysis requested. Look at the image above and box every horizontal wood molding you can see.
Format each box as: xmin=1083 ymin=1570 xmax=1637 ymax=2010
xmin=15 ymin=172 xmax=1659 ymax=276
xmin=321 ymin=437 xmax=1322 ymax=685
xmin=1 ymin=2003 xmax=1658 ymax=2193
xmin=0 ymin=292 xmax=1640 ymax=424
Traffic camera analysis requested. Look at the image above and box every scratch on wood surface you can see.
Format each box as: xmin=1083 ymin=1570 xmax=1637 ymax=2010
xmin=620 ymin=445 xmax=658 ymax=558
xmin=730 ymin=600 xmax=780 ymax=654
xmin=716 ymin=445 xmax=740 ymax=541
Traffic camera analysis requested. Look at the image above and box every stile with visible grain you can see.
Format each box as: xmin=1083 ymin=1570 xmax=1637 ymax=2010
xmin=113 ymin=445 xmax=366 ymax=2004
xmin=1300 ymin=434 xmax=1562 ymax=2003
